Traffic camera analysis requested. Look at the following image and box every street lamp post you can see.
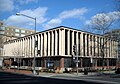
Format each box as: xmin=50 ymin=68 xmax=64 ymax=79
xmin=16 ymin=13 xmax=37 ymax=75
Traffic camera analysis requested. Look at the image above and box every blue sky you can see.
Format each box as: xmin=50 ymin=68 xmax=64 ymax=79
xmin=0 ymin=0 xmax=118 ymax=32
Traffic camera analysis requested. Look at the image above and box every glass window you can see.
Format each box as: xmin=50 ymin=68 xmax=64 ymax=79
xmin=21 ymin=30 xmax=25 ymax=33
xmin=15 ymin=29 xmax=20 ymax=32
xmin=0 ymin=31 xmax=4 ymax=34
xmin=0 ymin=26 xmax=5 ymax=30
xmin=64 ymin=58 xmax=72 ymax=67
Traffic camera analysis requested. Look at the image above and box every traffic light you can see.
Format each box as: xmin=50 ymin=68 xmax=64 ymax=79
xmin=37 ymin=50 xmax=40 ymax=54
xmin=73 ymin=45 xmax=76 ymax=55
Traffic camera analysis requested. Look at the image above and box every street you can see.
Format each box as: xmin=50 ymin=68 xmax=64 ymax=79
xmin=51 ymin=73 xmax=120 ymax=84
xmin=0 ymin=71 xmax=106 ymax=84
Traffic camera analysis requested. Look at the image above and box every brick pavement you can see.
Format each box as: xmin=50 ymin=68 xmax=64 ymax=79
xmin=2 ymin=69 xmax=32 ymax=75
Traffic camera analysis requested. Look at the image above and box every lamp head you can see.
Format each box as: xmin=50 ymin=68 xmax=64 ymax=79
xmin=16 ymin=13 xmax=20 ymax=16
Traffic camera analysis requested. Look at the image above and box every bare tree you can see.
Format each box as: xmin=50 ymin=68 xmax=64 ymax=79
xmin=12 ymin=47 xmax=22 ymax=57
xmin=89 ymin=12 xmax=115 ymax=34
xmin=86 ymin=12 xmax=119 ymax=70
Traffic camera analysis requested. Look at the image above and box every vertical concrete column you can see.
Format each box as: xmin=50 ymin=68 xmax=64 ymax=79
xmin=98 ymin=37 xmax=101 ymax=57
xmin=94 ymin=36 xmax=97 ymax=56
xmin=25 ymin=37 xmax=28 ymax=57
xmin=116 ymin=41 xmax=118 ymax=58
xmin=114 ymin=41 xmax=117 ymax=58
xmin=80 ymin=32 xmax=83 ymax=56
xmin=87 ymin=34 xmax=91 ymax=57
xmin=109 ymin=39 xmax=112 ymax=58
xmin=25 ymin=38 xmax=27 ymax=57
xmin=52 ymin=31 xmax=54 ymax=56
xmin=48 ymin=32 xmax=50 ymax=56
xmin=106 ymin=38 xmax=108 ymax=58
xmin=32 ymin=36 xmax=35 ymax=57
xmin=112 ymin=40 xmax=114 ymax=58
xmin=92 ymin=36 xmax=94 ymax=56
xmin=19 ymin=40 xmax=21 ymax=57
xmin=27 ymin=38 xmax=29 ymax=57
xmin=76 ymin=32 xmax=79 ymax=55
xmin=23 ymin=38 xmax=25 ymax=57
xmin=72 ymin=31 xmax=74 ymax=55
xmin=21 ymin=39 xmax=23 ymax=57
xmin=59 ymin=29 xmax=62 ymax=55
xmin=10 ymin=42 xmax=12 ymax=56
xmin=79 ymin=33 xmax=81 ymax=56
xmin=95 ymin=36 xmax=99 ymax=56
xmin=55 ymin=30 xmax=58 ymax=55
xmin=10 ymin=42 xmax=13 ymax=56
xmin=41 ymin=34 xmax=43 ymax=57
xmin=67 ymin=30 xmax=70 ymax=55
xmin=100 ymin=37 xmax=102 ymax=57
xmin=114 ymin=41 xmax=116 ymax=58
xmin=88 ymin=35 xmax=91 ymax=56
xmin=110 ymin=40 xmax=112 ymax=58
xmin=104 ymin=38 xmax=107 ymax=58
xmin=107 ymin=38 xmax=109 ymax=58
xmin=44 ymin=33 xmax=47 ymax=56
xmin=29 ymin=37 xmax=32 ymax=57
xmin=85 ymin=34 xmax=87 ymax=56
xmin=24 ymin=38 xmax=26 ymax=57
xmin=61 ymin=29 xmax=65 ymax=55
xmin=14 ymin=40 xmax=19 ymax=57
xmin=28 ymin=37 xmax=30 ymax=57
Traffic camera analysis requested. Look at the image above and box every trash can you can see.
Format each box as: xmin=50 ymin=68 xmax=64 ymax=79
xmin=84 ymin=68 xmax=88 ymax=75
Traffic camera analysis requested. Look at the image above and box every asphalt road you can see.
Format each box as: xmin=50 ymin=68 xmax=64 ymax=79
xmin=51 ymin=74 xmax=120 ymax=84
xmin=0 ymin=71 xmax=103 ymax=84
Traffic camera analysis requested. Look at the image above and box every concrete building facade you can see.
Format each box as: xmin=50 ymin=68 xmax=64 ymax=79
xmin=105 ymin=29 xmax=120 ymax=67
xmin=0 ymin=21 xmax=34 ymax=57
xmin=3 ymin=26 xmax=118 ymax=71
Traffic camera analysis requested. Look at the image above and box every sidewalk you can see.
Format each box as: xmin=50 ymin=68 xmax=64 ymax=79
xmin=1 ymin=68 xmax=32 ymax=75
xmin=1 ymin=68 xmax=98 ymax=77
xmin=1 ymin=68 xmax=120 ymax=78
xmin=37 ymin=72 xmax=99 ymax=77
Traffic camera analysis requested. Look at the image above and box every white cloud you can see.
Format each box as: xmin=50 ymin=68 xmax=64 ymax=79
xmin=59 ymin=8 xmax=88 ymax=19
xmin=0 ymin=0 xmax=14 ymax=12
xmin=85 ymin=11 xmax=120 ymax=25
xmin=44 ymin=8 xmax=88 ymax=29
xmin=4 ymin=7 xmax=48 ymax=29
xmin=43 ymin=19 xmax=62 ymax=29
xmin=17 ymin=0 xmax=38 ymax=5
